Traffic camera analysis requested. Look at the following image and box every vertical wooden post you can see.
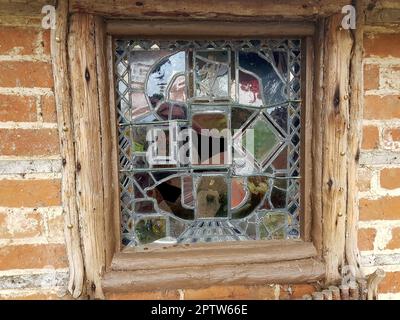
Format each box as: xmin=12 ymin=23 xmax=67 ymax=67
xmin=345 ymin=0 xmax=365 ymax=279
xmin=50 ymin=0 xmax=85 ymax=298
xmin=321 ymin=13 xmax=354 ymax=284
xmin=68 ymin=13 xmax=107 ymax=299
xmin=94 ymin=17 xmax=118 ymax=269
xmin=311 ymin=18 xmax=325 ymax=257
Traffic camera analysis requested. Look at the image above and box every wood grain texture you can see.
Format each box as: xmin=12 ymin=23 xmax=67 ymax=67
xmin=106 ymin=20 xmax=315 ymax=37
xmin=321 ymin=14 xmax=353 ymax=284
xmin=345 ymin=0 xmax=364 ymax=279
xmin=106 ymin=35 xmax=122 ymax=256
xmin=113 ymin=241 xmax=317 ymax=271
xmin=50 ymin=0 xmax=85 ymax=299
xmin=70 ymin=0 xmax=351 ymax=19
xmin=103 ymin=258 xmax=325 ymax=292
xmin=301 ymin=37 xmax=314 ymax=242
xmin=311 ymin=19 xmax=325 ymax=257
xmin=68 ymin=13 xmax=107 ymax=299
xmin=94 ymin=16 xmax=116 ymax=270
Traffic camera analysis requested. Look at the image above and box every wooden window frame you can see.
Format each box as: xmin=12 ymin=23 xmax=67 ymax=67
xmin=51 ymin=1 xmax=364 ymax=299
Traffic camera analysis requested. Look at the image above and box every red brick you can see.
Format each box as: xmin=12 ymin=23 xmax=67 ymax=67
xmin=364 ymin=64 xmax=380 ymax=91
xmin=41 ymin=95 xmax=57 ymax=122
xmin=365 ymin=34 xmax=400 ymax=58
xmin=0 ymin=244 xmax=68 ymax=270
xmin=378 ymin=272 xmax=400 ymax=293
xmin=386 ymin=227 xmax=400 ymax=250
xmin=380 ymin=168 xmax=400 ymax=190
xmin=383 ymin=128 xmax=400 ymax=143
xmin=0 ymin=27 xmax=39 ymax=55
xmin=0 ymin=129 xmax=59 ymax=156
xmin=364 ymin=95 xmax=400 ymax=120
xmin=42 ymin=30 xmax=51 ymax=55
xmin=0 ymin=180 xmax=61 ymax=207
xmin=106 ymin=291 xmax=180 ymax=300
xmin=0 ymin=211 xmax=43 ymax=239
xmin=360 ymin=197 xmax=400 ymax=220
xmin=184 ymin=285 xmax=276 ymax=300
xmin=0 ymin=292 xmax=71 ymax=300
xmin=0 ymin=94 xmax=36 ymax=122
xmin=362 ymin=126 xmax=380 ymax=150
xmin=0 ymin=61 xmax=53 ymax=88
xmin=358 ymin=228 xmax=376 ymax=251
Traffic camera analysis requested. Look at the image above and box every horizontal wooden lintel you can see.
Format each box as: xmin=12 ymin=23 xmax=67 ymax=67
xmin=70 ymin=0 xmax=351 ymax=20
xmin=114 ymin=240 xmax=317 ymax=271
xmin=103 ymin=258 xmax=325 ymax=292
xmin=106 ymin=20 xmax=315 ymax=37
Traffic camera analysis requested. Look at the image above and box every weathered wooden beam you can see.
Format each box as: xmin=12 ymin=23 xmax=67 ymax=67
xmin=301 ymin=37 xmax=314 ymax=241
xmin=106 ymin=20 xmax=315 ymax=37
xmin=103 ymin=258 xmax=325 ymax=292
xmin=112 ymin=241 xmax=317 ymax=271
xmin=70 ymin=0 xmax=351 ymax=20
xmin=321 ymin=14 xmax=353 ymax=284
xmin=106 ymin=35 xmax=122 ymax=256
xmin=345 ymin=0 xmax=364 ymax=279
xmin=68 ymin=13 xmax=107 ymax=299
xmin=50 ymin=0 xmax=85 ymax=299
xmin=311 ymin=18 xmax=325 ymax=257
xmin=94 ymin=16 xmax=117 ymax=270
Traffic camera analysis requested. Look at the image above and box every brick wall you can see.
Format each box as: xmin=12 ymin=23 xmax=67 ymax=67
xmin=0 ymin=13 xmax=399 ymax=300
xmin=0 ymin=15 xmax=68 ymax=299
xmin=358 ymin=32 xmax=400 ymax=300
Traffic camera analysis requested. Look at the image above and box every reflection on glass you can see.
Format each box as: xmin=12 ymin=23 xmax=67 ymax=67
xmin=168 ymin=74 xmax=186 ymax=102
xmin=266 ymin=105 xmax=288 ymax=133
xmin=239 ymin=52 xmax=286 ymax=106
xmin=132 ymin=126 xmax=148 ymax=153
xmin=134 ymin=200 xmax=156 ymax=213
xmin=231 ymin=176 xmax=268 ymax=219
xmin=192 ymin=112 xmax=229 ymax=165
xmin=135 ymin=217 xmax=166 ymax=244
xmin=196 ymin=176 xmax=228 ymax=218
xmin=195 ymin=51 xmax=229 ymax=98
xmin=231 ymin=107 xmax=255 ymax=135
xmin=146 ymin=177 xmax=194 ymax=220
xmin=231 ymin=178 xmax=247 ymax=209
xmin=116 ymin=40 xmax=302 ymax=247
xmin=146 ymin=51 xmax=185 ymax=108
xmin=258 ymin=211 xmax=287 ymax=240
xmin=238 ymin=70 xmax=263 ymax=107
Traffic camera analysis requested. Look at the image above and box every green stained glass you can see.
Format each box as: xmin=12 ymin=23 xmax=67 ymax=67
xmin=243 ymin=116 xmax=281 ymax=164
xmin=135 ymin=217 xmax=166 ymax=244
xmin=259 ymin=212 xmax=287 ymax=240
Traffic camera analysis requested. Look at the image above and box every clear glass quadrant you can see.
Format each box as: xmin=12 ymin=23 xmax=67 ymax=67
xmin=115 ymin=39 xmax=302 ymax=247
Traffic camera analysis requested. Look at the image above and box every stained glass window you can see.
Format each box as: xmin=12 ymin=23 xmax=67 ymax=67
xmin=115 ymin=40 xmax=302 ymax=247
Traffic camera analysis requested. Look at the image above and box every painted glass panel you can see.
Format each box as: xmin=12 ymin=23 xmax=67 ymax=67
xmin=115 ymin=40 xmax=302 ymax=247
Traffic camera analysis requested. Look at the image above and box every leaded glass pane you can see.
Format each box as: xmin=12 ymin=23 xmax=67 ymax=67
xmin=115 ymin=39 xmax=302 ymax=247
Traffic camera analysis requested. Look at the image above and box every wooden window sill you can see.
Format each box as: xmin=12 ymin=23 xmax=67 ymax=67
xmin=102 ymin=240 xmax=325 ymax=293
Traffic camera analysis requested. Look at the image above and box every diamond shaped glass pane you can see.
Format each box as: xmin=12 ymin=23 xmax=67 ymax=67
xmin=243 ymin=116 xmax=282 ymax=164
